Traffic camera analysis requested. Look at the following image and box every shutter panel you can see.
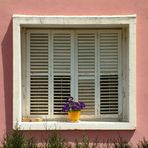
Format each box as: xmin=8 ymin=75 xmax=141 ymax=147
xmin=99 ymin=31 xmax=120 ymax=115
xmin=27 ymin=29 xmax=121 ymax=118
xmin=77 ymin=32 xmax=96 ymax=115
xmin=53 ymin=32 xmax=71 ymax=115
xmin=29 ymin=32 xmax=49 ymax=115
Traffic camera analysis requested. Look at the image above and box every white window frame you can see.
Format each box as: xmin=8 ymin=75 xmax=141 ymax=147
xmin=13 ymin=15 xmax=136 ymax=130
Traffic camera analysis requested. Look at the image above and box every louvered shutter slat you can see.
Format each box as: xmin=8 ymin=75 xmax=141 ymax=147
xmin=100 ymin=32 xmax=120 ymax=115
xmin=53 ymin=33 xmax=71 ymax=115
xmin=29 ymin=33 xmax=49 ymax=115
xmin=77 ymin=33 xmax=96 ymax=115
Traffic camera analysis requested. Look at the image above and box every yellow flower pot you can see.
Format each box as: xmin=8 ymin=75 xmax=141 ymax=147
xmin=68 ymin=111 xmax=80 ymax=122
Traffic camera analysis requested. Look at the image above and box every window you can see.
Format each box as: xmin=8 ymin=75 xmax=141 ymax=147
xmin=23 ymin=29 xmax=122 ymax=119
xmin=13 ymin=15 xmax=136 ymax=130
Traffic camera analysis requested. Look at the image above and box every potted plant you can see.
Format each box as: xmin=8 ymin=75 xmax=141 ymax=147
xmin=63 ymin=96 xmax=86 ymax=122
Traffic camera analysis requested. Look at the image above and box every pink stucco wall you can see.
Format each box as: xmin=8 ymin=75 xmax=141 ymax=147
xmin=0 ymin=0 xmax=148 ymax=146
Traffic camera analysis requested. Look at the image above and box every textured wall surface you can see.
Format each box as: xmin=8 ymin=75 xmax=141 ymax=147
xmin=0 ymin=0 xmax=148 ymax=146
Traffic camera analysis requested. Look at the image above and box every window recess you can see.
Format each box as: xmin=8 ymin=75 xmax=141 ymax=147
xmin=23 ymin=29 xmax=122 ymax=121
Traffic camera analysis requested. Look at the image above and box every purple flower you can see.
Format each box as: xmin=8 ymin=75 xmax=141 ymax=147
xmin=63 ymin=103 xmax=70 ymax=112
xmin=79 ymin=102 xmax=86 ymax=109
xmin=71 ymin=106 xmax=78 ymax=111
xmin=66 ymin=96 xmax=74 ymax=102
xmin=63 ymin=96 xmax=86 ymax=112
xmin=74 ymin=102 xmax=81 ymax=108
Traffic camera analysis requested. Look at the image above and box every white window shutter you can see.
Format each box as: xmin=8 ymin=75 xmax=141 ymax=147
xmin=26 ymin=29 xmax=121 ymax=118
xmin=77 ymin=32 xmax=96 ymax=115
xmin=52 ymin=32 xmax=72 ymax=115
xmin=99 ymin=31 xmax=121 ymax=115
xmin=28 ymin=32 xmax=49 ymax=115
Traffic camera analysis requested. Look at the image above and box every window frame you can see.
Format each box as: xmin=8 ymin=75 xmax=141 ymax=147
xmin=13 ymin=15 xmax=136 ymax=130
xmin=23 ymin=29 xmax=122 ymax=119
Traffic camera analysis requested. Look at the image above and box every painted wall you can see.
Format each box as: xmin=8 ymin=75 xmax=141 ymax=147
xmin=0 ymin=0 xmax=148 ymax=146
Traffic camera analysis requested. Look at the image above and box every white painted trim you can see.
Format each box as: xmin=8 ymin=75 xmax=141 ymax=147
xmin=13 ymin=17 xmax=22 ymax=128
xmin=13 ymin=15 xmax=136 ymax=26
xmin=13 ymin=14 xmax=136 ymax=18
xmin=74 ymin=31 xmax=78 ymax=100
xmin=48 ymin=31 xmax=51 ymax=117
xmin=21 ymin=29 xmax=27 ymax=116
xmin=97 ymin=32 xmax=101 ymax=118
xmin=13 ymin=15 xmax=136 ymax=130
xmin=118 ymin=31 xmax=123 ymax=120
xmin=95 ymin=32 xmax=98 ymax=117
xmin=50 ymin=31 xmax=54 ymax=118
xmin=26 ymin=31 xmax=31 ymax=116
xmin=129 ymin=22 xmax=136 ymax=127
xmin=18 ymin=121 xmax=135 ymax=130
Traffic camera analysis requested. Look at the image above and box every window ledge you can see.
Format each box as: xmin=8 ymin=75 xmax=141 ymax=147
xmin=18 ymin=121 xmax=136 ymax=130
